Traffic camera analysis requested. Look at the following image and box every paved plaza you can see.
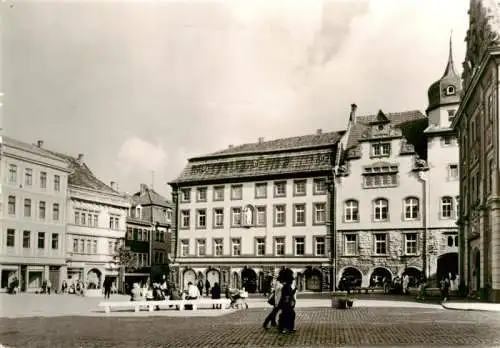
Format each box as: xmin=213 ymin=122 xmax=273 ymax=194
xmin=1 ymin=294 xmax=500 ymax=347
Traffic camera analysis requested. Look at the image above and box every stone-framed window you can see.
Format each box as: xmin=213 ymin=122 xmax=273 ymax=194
xmin=344 ymin=199 xmax=359 ymax=222
xmin=403 ymin=197 xmax=419 ymax=220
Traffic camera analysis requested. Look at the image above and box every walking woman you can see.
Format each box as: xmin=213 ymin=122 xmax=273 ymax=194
xmin=262 ymin=274 xmax=283 ymax=329
xmin=278 ymin=270 xmax=297 ymax=334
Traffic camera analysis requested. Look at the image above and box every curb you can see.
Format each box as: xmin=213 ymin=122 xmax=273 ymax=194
xmin=441 ymin=303 xmax=499 ymax=312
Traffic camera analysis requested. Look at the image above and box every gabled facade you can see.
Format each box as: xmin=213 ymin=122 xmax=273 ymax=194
xmin=169 ymin=129 xmax=345 ymax=292
xmin=452 ymin=0 xmax=500 ymax=302
xmin=44 ymin=150 xmax=130 ymax=291
xmin=0 ymin=138 xmax=71 ymax=292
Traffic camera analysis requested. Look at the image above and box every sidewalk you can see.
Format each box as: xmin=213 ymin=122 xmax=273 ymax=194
xmin=441 ymin=301 xmax=500 ymax=312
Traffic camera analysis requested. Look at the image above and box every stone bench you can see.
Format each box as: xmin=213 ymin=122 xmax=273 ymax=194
xmin=98 ymin=298 xmax=231 ymax=314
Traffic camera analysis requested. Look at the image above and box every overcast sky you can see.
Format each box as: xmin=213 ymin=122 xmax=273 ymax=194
xmin=2 ymin=0 xmax=469 ymax=199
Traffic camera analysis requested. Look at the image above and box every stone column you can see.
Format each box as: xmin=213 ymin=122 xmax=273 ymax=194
xmin=489 ymin=197 xmax=500 ymax=301
xmin=479 ymin=207 xmax=489 ymax=290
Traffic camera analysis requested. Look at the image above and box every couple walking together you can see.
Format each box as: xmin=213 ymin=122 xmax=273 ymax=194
xmin=262 ymin=268 xmax=297 ymax=334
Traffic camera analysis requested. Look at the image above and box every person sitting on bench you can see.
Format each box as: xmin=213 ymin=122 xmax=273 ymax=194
xmin=186 ymin=282 xmax=200 ymax=300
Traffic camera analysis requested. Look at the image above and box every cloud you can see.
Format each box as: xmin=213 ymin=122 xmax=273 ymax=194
xmin=117 ymin=136 xmax=167 ymax=171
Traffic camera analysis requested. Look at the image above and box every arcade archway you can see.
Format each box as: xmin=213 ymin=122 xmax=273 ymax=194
xmin=437 ymin=252 xmax=458 ymax=282
xmin=87 ymin=269 xmax=101 ymax=289
xmin=339 ymin=267 xmax=362 ymax=290
xmin=241 ymin=267 xmax=257 ymax=293
xmin=369 ymin=267 xmax=392 ymax=287
xmin=206 ymin=269 xmax=220 ymax=289
xmin=305 ymin=268 xmax=322 ymax=292
xmin=403 ymin=267 xmax=422 ymax=287
xmin=183 ymin=269 xmax=196 ymax=290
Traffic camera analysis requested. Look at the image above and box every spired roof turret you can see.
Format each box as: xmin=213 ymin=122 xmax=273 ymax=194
xmin=426 ymin=36 xmax=462 ymax=114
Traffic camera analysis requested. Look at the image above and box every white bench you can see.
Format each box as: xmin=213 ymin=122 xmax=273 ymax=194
xmin=98 ymin=298 xmax=231 ymax=314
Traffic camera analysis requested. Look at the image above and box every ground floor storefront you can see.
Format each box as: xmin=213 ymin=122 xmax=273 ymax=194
xmin=0 ymin=263 xmax=65 ymax=293
xmin=172 ymin=263 xmax=332 ymax=293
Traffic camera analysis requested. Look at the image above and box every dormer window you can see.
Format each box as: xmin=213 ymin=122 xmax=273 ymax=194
xmin=135 ymin=206 xmax=142 ymax=219
xmin=448 ymin=109 xmax=456 ymax=122
xmin=372 ymin=143 xmax=391 ymax=157
xmin=445 ymin=85 xmax=456 ymax=96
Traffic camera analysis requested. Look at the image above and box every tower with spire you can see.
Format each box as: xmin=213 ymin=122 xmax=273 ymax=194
xmin=425 ymin=35 xmax=462 ymax=130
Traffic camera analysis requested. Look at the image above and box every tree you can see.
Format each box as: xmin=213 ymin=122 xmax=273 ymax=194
xmin=113 ymin=244 xmax=136 ymax=293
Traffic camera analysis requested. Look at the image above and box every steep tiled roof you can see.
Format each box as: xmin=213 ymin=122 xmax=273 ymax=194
xmin=3 ymin=136 xmax=67 ymax=162
xmin=345 ymin=110 xmax=428 ymax=160
xmin=43 ymin=150 xmax=119 ymax=195
xmin=131 ymin=186 xmax=172 ymax=208
xmin=196 ymin=131 xmax=344 ymax=159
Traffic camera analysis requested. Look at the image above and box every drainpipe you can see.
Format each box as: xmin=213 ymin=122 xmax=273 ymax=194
xmin=417 ymin=169 xmax=430 ymax=281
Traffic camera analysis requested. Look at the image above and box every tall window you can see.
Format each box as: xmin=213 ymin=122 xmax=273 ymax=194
xmin=315 ymin=237 xmax=325 ymax=256
xmin=294 ymin=204 xmax=306 ymax=225
xmin=6 ymin=229 xmax=15 ymax=247
xmin=489 ymin=159 xmax=494 ymax=194
xmin=52 ymin=203 xmax=60 ymax=221
xmin=197 ymin=239 xmax=206 ymax=256
xmin=39 ymin=201 xmax=46 ymax=219
xmin=23 ymin=230 xmax=30 ymax=248
xmin=313 ymin=203 xmax=326 ymax=224
xmin=441 ymin=196 xmax=453 ymax=218
xmin=274 ymin=181 xmax=286 ymax=197
xmin=51 ymin=233 xmax=59 ymax=249
xmin=256 ymin=206 xmax=266 ymax=226
xmin=214 ymin=208 xmax=224 ymax=228
xmin=8 ymin=195 xmax=16 ymax=215
xmin=374 ymin=233 xmax=387 ymax=255
xmin=404 ymin=197 xmax=419 ymax=220
xmin=256 ymin=238 xmax=266 ymax=256
xmin=344 ymin=234 xmax=357 ymax=256
xmin=447 ymin=109 xmax=456 ymax=122
xmin=180 ymin=240 xmax=189 ymax=256
xmin=24 ymin=198 xmax=32 ymax=217
xmin=9 ymin=164 xmax=17 ymax=183
xmin=405 ymin=233 xmax=418 ymax=255
xmin=196 ymin=187 xmax=207 ymax=202
xmin=181 ymin=210 xmax=190 ymax=228
xmin=255 ymin=183 xmax=267 ymax=198
xmin=92 ymin=240 xmax=97 ymax=254
xmin=54 ymin=175 xmax=60 ymax=191
xmin=373 ymin=198 xmax=388 ymax=221
xmin=274 ymin=205 xmax=286 ymax=226
xmin=196 ymin=209 xmax=206 ymax=228
xmin=363 ymin=165 xmax=398 ymax=188
xmin=214 ymin=239 xmax=223 ymax=256
xmin=231 ymin=185 xmax=242 ymax=200
xmin=275 ymin=237 xmax=285 ymax=256
xmin=344 ymin=200 xmax=359 ymax=222
xmin=294 ymin=180 xmax=306 ymax=196
xmin=40 ymin=172 xmax=47 ymax=189
xmin=25 ymin=168 xmax=33 ymax=186
xmin=213 ymin=186 xmax=225 ymax=201
xmin=448 ymin=164 xmax=459 ymax=180
xmin=180 ymin=188 xmax=191 ymax=202
xmin=231 ymin=207 xmax=242 ymax=226
xmin=37 ymin=232 xmax=45 ymax=249
xmin=231 ymin=238 xmax=241 ymax=256
xmin=294 ymin=237 xmax=305 ymax=256
xmin=109 ymin=216 xmax=119 ymax=230
xmin=313 ymin=178 xmax=326 ymax=194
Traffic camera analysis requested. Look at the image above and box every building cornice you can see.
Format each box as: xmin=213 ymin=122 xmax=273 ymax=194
xmin=70 ymin=185 xmax=130 ymax=208
xmin=3 ymin=152 xmax=72 ymax=173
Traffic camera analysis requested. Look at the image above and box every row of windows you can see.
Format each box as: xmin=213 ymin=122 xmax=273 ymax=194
xmin=71 ymin=238 xmax=119 ymax=255
xmin=180 ymin=236 xmax=326 ymax=257
xmin=154 ymin=251 xmax=165 ymax=264
xmin=342 ymin=196 xmax=458 ymax=223
xmin=180 ymin=178 xmax=328 ymax=203
xmin=125 ymin=227 xmax=166 ymax=242
xmin=180 ymin=203 xmax=327 ymax=229
xmin=129 ymin=206 xmax=173 ymax=222
xmin=341 ymin=232 xmax=418 ymax=256
xmin=74 ymin=210 xmax=121 ymax=230
xmin=8 ymin=164 xmax=61 ymax=191
xmin=7 ymin=196 xmax=60 ymax=221
xmin=6 ymin=229 xmax=59 ymax=250
xmin=135 ymin=253 xmax=149 ymax=268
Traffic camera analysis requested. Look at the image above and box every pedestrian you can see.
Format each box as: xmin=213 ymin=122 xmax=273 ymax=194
xmin=197 ymin=279 xmax=204 ymax=297
xmin=205 ymin=279 xmax=211 ymax=297
xmin=440 ymin=276 xmax=450 ymax=302
xmin=211 ymin=282 xmax=221 ymax=309
xmin=61 ymin=280 xmax=68 ymax=294
xmin=46 ymin=279 xmax=52 ymax=295
xmin=186 ymin=281 xmax=201 ymax=300
xmin=103 ymin=277 xmax=112 ymax=299
xmin=262 ymin=275 xmax=283 ymax=330
xmin=402 ymin=273 xmax=409 ymax=295
xmin=277 ymin=268 xmax=296 ymax=334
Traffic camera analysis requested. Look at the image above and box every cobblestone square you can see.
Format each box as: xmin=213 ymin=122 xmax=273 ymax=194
xmin=1 ymin=306 xmax=500 ymax=347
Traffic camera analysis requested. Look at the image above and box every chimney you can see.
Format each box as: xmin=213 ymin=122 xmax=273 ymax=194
xmin=349 ymin=103 xmax=358 ymax=123
xmin=140 ymin=183 xmax=148 ymax=194
xmin=77 ymin=153 xmax=84 ymax=164
xmin=110 ymin=181 xmax=117 ymax=191
xmin=36 ymin=140 xmax=44 ymax=148
xmin=258 ymin=137 xmax=264 ymax=144
xmin=316 ymin=129 xmax=322 ymax=135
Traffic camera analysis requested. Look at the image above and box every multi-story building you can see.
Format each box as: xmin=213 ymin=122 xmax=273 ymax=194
xmin=43 ymin=150 xmax=130 ymax=290
xmin=125 ymin=184 xmax=172 ymax=286
xmin=452 ymin=0 xmax=500 ymax=301
xmin=0 ymin=138 xmax=71 ymax=292
xmin=335 ymin=45 xmax=460 ymax=289
xmin=169 ymin=132 xmax=344 ymax=292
